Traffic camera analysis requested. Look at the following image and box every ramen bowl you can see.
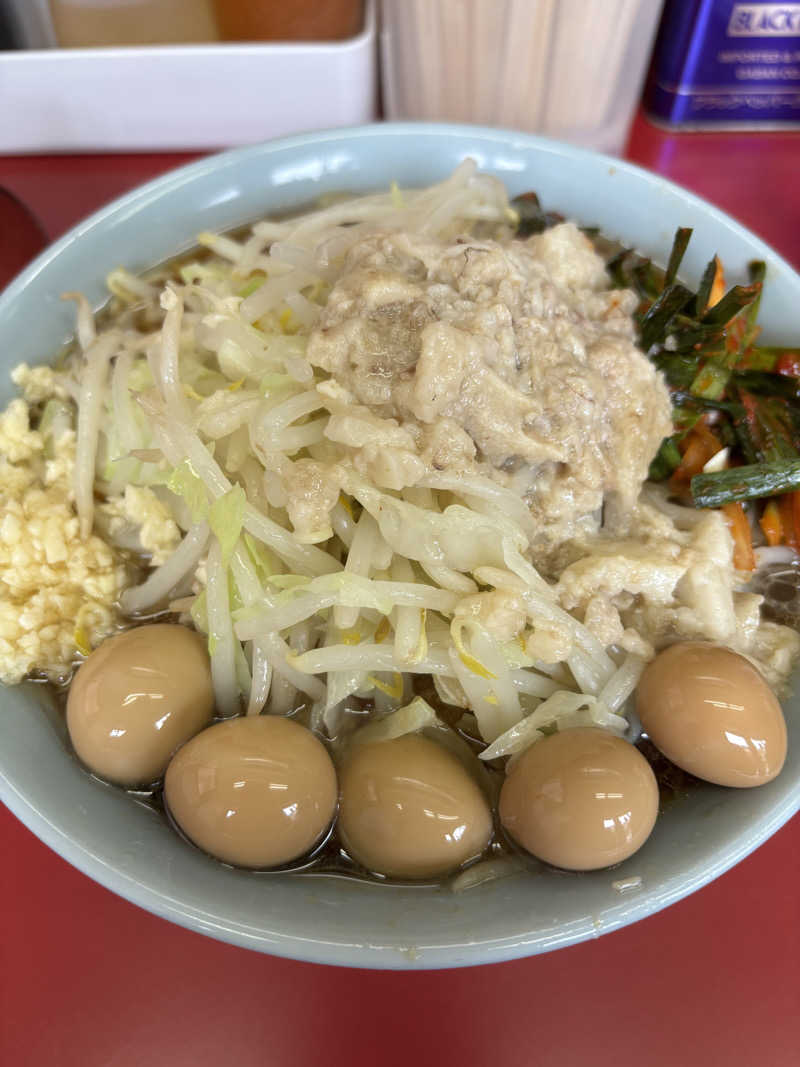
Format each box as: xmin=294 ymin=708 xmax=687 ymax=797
xmin=1 ymin=124 xmax=798 ymax=968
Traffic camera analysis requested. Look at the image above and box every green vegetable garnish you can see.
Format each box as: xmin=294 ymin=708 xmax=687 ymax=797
xmin=692 ymin=460 xmax=800 ymax=508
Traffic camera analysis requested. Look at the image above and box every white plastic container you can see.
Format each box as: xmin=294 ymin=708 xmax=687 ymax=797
xmin=0 ymin=0 xmax=376 ymax=151
xmin=380 ymin=0 xmax=664 ymax=155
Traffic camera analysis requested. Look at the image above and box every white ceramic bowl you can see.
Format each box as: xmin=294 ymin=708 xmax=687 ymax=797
xmin=1 ymin=124 xmax=798 ymax=968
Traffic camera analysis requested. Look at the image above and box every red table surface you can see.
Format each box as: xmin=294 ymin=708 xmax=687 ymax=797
xmin=1 ymin=115 xmax=799 ymax=1067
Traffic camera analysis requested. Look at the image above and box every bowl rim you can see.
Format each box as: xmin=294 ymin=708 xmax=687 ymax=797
xmin=1 ymin=120 xmax=799 ymax=969
xmin=4 ymin=120 xmax=800 ymax=307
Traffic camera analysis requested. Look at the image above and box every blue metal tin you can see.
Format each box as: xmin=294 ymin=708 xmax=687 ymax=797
xmin=645 ymin=0 xmax=800 ymax=127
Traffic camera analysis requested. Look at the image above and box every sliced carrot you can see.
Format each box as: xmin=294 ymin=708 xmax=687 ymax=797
xmin=779 ymin=493 xmax=799 ymax=551
xmin=776 ymin=351 xmax=800 ymax=377
xmin=778 ymin=492 xmax=800 ymax=551
xmin=670 ymin=423 xmax=723 ymax=490
xmin=759 ymin=500 xmax=783 ymax=547
xmin=708 ymin=255 xmax=726 ymax=309
xmin=722 ymin=502 xmax=755 ymax=571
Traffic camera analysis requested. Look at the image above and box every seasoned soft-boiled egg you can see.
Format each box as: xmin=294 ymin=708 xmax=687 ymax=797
xmin=499 ymin=728 xmax=659 ymax=871
xmin=164 ymin=716 xmax=337 ymax=869
xmin=636 ymin=642 xmax=787 ymax=788
xmin=338 ymin=733 xmax=493 ymax=879
xmin=66 ymin=623 xmax=214 ymax=787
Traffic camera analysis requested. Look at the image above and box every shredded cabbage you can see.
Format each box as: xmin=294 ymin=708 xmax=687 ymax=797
xmin=208 ymin=485 xmax=246 ymax=564
xmin=350 ymin=696 xmax=439 ymax=745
